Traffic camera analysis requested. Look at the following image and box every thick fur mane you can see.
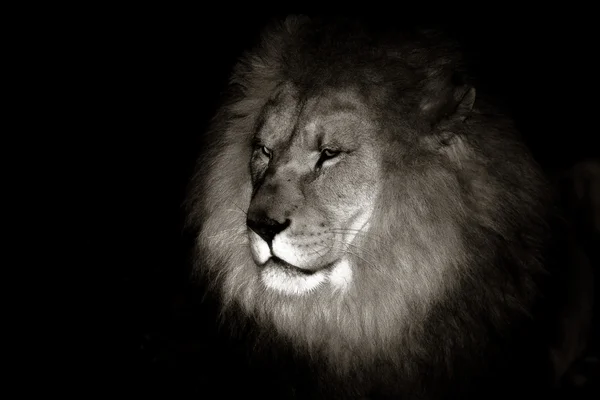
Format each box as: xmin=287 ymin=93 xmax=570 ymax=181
xmin=186 ymin=16 xmax=565 ymax=398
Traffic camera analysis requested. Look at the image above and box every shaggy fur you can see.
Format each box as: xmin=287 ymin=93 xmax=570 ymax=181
xmin=186 ymin=16 xmax=589 ymax=399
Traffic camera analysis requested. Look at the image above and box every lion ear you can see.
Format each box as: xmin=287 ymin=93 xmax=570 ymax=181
xmin=452 ymin=86 xmax=476 ymax=122
xmin=420 ymin=85 xmax=476 ymax=125
xmin=421 ymin=85 xmax=476 ymax=149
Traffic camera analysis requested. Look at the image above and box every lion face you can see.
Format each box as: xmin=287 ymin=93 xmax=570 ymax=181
xmin=246 ymin=86 xmax=381 ymax=296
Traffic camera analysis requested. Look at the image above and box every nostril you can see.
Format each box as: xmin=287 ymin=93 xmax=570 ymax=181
xmin=247 ymin=217 xmax=290 ymax=244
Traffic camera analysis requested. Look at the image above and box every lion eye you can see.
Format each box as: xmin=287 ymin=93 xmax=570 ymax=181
xmin=316 ymin=148 xmax=342 ymax=170
xmin=321 ymin=148 xmax=340 ymax=159
xmin=261 ymin=146 xmax=272 ymax=159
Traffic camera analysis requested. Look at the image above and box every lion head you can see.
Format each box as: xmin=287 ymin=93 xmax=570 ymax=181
xmin=186 ymin=16 xmax=558 ymax=397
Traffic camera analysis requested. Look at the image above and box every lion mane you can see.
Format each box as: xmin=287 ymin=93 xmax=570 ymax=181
xmin=185 ymin=16 xmax=590 ymax=399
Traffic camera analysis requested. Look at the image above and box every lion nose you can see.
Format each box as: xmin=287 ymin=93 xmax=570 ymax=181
xmin=247 ymin=216 xmax=290 ymax=244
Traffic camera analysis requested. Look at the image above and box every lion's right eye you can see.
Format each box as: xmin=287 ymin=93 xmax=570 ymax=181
xmin=315 ymin=148 xmax=342 ymax=170
xmin=321 ymin=148 xmax=340 ymax=160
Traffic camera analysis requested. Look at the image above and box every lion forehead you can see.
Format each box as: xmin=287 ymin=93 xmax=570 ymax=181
xmin=259 ymin=86 xmax=376 ymax=152
xmin=303 ymin=90 xmax=374 ymax=140
xmin=256 ymin=86 xmax=299 ymax=144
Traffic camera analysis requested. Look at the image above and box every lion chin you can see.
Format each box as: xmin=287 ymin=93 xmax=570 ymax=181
xmin=186 ymin=15 xmax=596 ymax=399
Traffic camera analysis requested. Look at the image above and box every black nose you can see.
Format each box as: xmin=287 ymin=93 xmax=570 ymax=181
xmin=247 ymin=216 xmax=290 ymax=244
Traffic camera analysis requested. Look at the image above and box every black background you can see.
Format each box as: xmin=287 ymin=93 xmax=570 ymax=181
xmin=78 ymin=9 xmax=598 ymax=397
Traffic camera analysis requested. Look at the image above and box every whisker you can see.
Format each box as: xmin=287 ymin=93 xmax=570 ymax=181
xmin=331 ymin=238 xmax=384 ymax=273
xmin=205 ymin=228 xmax=247 ymax=239
xmin=328 ymin=228 xmax=387 ymax=242
xmin=225 ymin=207 xmax=248 ymax=217
xmin=337 ymin=239 xmax=382 ymax=264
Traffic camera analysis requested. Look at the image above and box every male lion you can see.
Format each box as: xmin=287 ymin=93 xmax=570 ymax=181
xmin=186 ymin=16 xmax=596 ymax=399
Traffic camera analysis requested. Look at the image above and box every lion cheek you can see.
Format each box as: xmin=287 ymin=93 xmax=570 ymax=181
xmin=271 ymin=235 xmax=331 ymax=270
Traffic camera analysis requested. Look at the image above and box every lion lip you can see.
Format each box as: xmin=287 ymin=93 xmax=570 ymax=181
xmin=265 ymin=257 xmax=333 ymax=275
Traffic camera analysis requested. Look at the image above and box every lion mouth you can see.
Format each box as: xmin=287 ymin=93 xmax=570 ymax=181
xmin=265 ymin=257 xmax=333 ymax=275
xmin=259 ymin=257 xmax=353 ymax=295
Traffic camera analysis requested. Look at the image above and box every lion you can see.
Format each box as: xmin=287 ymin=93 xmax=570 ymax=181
xmin=185 ymin=16 xmax=596 ymax=399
